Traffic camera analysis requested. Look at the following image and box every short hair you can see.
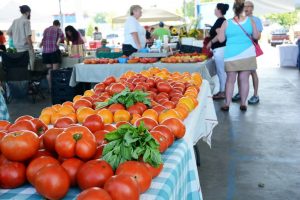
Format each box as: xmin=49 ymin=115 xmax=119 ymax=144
xmin=94 ymin=26 xmax=98 ymax=30
xmin=53 ymin=20 xmax=60 ymax=26
xmin=129 ymin=5 xmax=142 ymax=16
xmin=19 ymin=5 xmax=31 ymax=14
xmin=245 ymin=1 xmax=254 ymax=8
xmin=159 ymin=22 xmax=164 ymax=27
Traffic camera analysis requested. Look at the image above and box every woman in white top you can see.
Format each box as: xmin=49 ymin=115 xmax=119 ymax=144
xmin=122 ymin=5 xmax=146 ymax=56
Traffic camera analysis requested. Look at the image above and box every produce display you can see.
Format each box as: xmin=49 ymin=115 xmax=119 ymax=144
xmin=0 ymin=67 xmax=203 ymax=199
xmin=83 ymin=52 xmax=208 ymax=65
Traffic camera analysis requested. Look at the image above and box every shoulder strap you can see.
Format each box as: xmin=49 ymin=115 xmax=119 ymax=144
xmin=233 ymin=17 xmax=255 ymax=44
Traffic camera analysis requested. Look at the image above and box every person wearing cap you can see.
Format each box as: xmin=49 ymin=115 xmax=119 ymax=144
xmin=93 ymin=26 xmax=102 ymax=41
xmin=7 ymin=5 xmax=35 ymax=70
xmin=152 ymin=22 xmax=170 ymax=41
xmin=122 ymin=5 xmax=146 ymax=56
xmin=40 ymin=20 xmax=65 ymax=90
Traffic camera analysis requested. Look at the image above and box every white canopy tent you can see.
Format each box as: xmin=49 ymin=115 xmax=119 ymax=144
xmin=251 ymin=0 xmax=296 ymax=16
xmin=112 ymin=8 xmax=184 ymax=24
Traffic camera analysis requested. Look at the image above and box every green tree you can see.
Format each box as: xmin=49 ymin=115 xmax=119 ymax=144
xmin=86 ymin=23 xmax=94 ymax=37
xmin=184 ymin=0 xmax=195 ymax=18
xmin=94 ymin=13 xmax=107 ymax=23
xmin=267 ymin=11 xmax=298 ymax=28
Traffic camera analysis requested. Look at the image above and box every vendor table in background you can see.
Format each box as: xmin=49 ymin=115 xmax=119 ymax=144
xmin=0 ymin=80 xmax=217 ymax=200
xmin=277 ymin=44 xmax=299 ymax=67
xmin=69 ymin=59 xmax=216 ymax=89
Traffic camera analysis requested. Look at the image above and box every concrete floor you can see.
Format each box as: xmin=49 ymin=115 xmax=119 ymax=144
xmin=6 ymin=62 xmax=300 ymax=200
xmin=197 ymin=67 xmax=300 ymax=200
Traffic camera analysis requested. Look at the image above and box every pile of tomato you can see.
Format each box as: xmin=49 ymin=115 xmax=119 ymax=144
xmin=0 ymin=67 xmax=203 ymax=200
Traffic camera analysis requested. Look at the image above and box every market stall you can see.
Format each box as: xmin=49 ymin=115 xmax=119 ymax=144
xmin=69 ymin=59 xmax=216 ymax=89
xmin=277 ymin=44 xmax=299 ymax=67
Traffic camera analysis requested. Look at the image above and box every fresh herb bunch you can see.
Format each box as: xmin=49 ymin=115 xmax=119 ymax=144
xmin=101 ymin=123 xmax=162 ymax=170
xmin=95 ymin=88 xmax=151 ymax=109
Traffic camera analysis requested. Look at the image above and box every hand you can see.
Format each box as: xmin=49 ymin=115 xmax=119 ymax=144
xmin=206 ymin=41 xmax=212 ymax=50
xmin=215 ymin=28 xmax=220 ymax=34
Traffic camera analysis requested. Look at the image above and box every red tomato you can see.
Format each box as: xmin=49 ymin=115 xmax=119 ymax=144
xmin=134 ymin=102 xmax=147 ymax=113
xmin=61 ymin=158 xmax=84 ymax=187
xmin=77 ymin=187 xmax=112 ymax=200
xmin=94 ymin=130 xmax=109 ymax=146
xmin=115 ymin=121 xmax=130 ymax=128
xmin=77 ymin=159 xmax=114 ymax=190
xmin=93 ymin=82 xmax=106 ymax=92
xmin=73 ymin=99 xmax=93 ymax=110
xmin=0 ymin=160 xmax=26 ymax=189
xmin=161 ymin=118 xmax=186 ymax=139
xmin=108 ymin=103 xmax=125 ymax=114
xmin=34 ymin=165 xmax=70 ymax=200
xmin=142 ymin=162 xmax=163 ymax=178
xmin=42 ymin=128 xmax=65 ymax=153
xmin=55 ymin=126 xmax=97 ymax=160
xmin=15 ymin=115 xmax=34 ymax=123
xmin=162 ymin=101 xmax=175 ymax=109
xmin=103 ymin=124 xmax=117 ymax=132
xmin=30 ymin=118 xmax=48 ymax=135
xmin=109 ymin=83 xmax=126 ymax=96
xmin=157 ymin=82 xmax=172 ymax=93
xmin=127 ymin=105 xmax=143 ymax=115
xmin=150 ymin=130 xmax=168 ymax=153
xmin=134 ymin=117 xmax=158 ymax=131
xmin=83 ymin=114 xmax=104 ymax=133
xmin=0 ymin=131 xmax=6 ymax=151
xmin=0 ymin=120 xmax=11 ymax=131
xmin=29 ymin=149 xmax=54 ymax=162
xmin=54 ymin=117 xmax=75 ymax=128
xmin=152 ymin=105 xmax=166 ymax=115
xmin=26 ymin=156 xmax=60 ymax=185
xmin=1 ymin=130 xmax=39 ymax=162
xmin=93 ymin=145 xmax=105 ymax=159
xmin=104 ymin=174 xmax=139 ymax=200
xmin=7 ymin=120 xmax=36 ymax=133
xmin=116 ymin=161 xmax=152 ymax=193
xmin=103 ymin=76 xmax=116 ymax=86
xmin=152 ymin=125 xmax=174 ymax=147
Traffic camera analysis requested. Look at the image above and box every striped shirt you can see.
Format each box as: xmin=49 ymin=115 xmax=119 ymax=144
xmin=41 ymin=26 xmax=64 ymax=53
xmin=0 ymin=92 xmax=9 ymax=121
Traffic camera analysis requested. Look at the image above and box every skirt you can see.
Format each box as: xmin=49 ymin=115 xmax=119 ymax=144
xmin=225 ymin=56 xmax=257 ymax=72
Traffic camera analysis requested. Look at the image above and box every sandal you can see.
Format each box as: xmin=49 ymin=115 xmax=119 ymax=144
xmin=240 ymin=105 xmax=247 ymax=111
xmin=213 ymin=92 xmax=225 ymax=100
xmin=221 ymin=105 xmax=229 ymax=111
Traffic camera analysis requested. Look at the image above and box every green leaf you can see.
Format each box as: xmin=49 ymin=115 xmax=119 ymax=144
xmin=150 ymin=149 xmax=162 ymax=167
xmin=143 ymin=148 xmax=151 ymax=162
xmin=132 ymin=146 xmax=145 ymax=159
xmin=105 ymin=131 xmax=122 ymax=141
xmin=102 ymin=139 xmax=121 ymax=155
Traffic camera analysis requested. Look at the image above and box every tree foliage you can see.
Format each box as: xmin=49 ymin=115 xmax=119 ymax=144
xmin=94 ymin=13 xmax=107 ymax=24
xmin=267 ymin=11 xmax=298 ymax=28
xmin=86 ymin=23 xmax=94 ymax=37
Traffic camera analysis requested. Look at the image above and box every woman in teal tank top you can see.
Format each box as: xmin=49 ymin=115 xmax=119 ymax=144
xmin=217 ymin=0 xmax=259 ymax=111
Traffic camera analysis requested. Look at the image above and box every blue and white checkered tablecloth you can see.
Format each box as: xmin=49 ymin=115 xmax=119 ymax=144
xmin=0 ymin=139 xmax=202 ymax=200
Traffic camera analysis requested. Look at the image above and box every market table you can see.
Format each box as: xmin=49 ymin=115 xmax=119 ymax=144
xmin=277 ymin=44 xmax=299 ymax=67
xmin=69 ymin=59 xmax=216 ymax=89
xmin=0 ymin=80 xmax=217 ymax=200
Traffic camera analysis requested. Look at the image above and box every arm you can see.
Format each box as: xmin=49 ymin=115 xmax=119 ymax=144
xmin=250 ymin=18 xmax=259 ymax=40
xmin=27 ymin=36 xmax=34 ymax=51
xmin=131 ymin=32 xmax=142 ymax=49
xmin=25 ymin=21 xmax=34 ymax=50
xmin=207 ymin=35 xmax=219 ymax=49
xmin=216 ymin=21 xmax=227 ymax=43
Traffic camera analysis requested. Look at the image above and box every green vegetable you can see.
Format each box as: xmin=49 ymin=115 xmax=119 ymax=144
xmin=101 ymin=123 xmax=162 ymax=170
xmin=95 ymin=88 xmax=151 ymax=109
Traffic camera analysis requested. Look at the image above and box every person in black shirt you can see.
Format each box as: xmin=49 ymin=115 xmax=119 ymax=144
xmin=206 ymin=3 xmax=229 ymax=100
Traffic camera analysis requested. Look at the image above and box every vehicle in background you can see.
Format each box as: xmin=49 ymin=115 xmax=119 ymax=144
xmin=268 ymin=28 xmax=289 ymax=46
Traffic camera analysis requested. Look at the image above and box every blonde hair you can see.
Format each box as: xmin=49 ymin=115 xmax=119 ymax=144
xmin=129 ymin=5 xmax=142 ymax=16
xmin=233 ymin=0 xmax=245 ymax=17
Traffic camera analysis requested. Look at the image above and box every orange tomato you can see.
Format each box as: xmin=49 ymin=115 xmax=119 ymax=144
xmin=76 ymin=107 xmax=96 ymax=124
xmin=97 ymin=109 xmax=114 ymax=124
xmin=130 ymin=113 xmax=141 ymax=124
xmin=39 ymin=114 xmax=51 ymax=125
xmin=83 ymin=90 xmax=95 ymax=97
xmin=50 ymin=112 xmax=64 ymax=125
xmin=41 ymin=107 xmax=54 ymax=116
xmin=158 ymin=109 xmax=181 ymax=124
xmin=174 ymin=106 xmax=189 ymax=120
xmin=178 ymin=97 xmax=195 ymax=112
xmin=62 ymin=101 xmax=74 ymax=108
xmin=114 ymin=110 xmax=130 ymax=123
xmin=73 ymin=95 xmax=83 ymax=102
xmin=58 ymin=105 xmax=75 ymax=116
xmin=51 ymin=104 xmax=62 ymax=112
xmin=142 ymin=109 xmax=158 ymax=122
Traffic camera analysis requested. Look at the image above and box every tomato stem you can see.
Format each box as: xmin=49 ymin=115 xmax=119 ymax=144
xmin=73 ymin=133 xmax=82 ymax=141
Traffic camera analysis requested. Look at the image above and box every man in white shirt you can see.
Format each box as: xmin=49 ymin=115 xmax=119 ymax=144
xmin=7 ymin=5 xmax=35 ymax=70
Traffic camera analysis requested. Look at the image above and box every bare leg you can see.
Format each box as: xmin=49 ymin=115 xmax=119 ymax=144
xmin=224 ymin=71 xmax=237 ymax=106
xmin=46 ymin=64 xmax=53 ymax=90
xmin=251 ymin=70 xmax=259 ymax=96
xmin=238 ymin=71 xmax=251 ymax=106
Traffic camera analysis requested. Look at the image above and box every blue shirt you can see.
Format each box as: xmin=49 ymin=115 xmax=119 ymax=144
xmin=252 ymin=16 xmax=263 ymax=32
xmin=224 ymin=17 xmax=253 ymax=59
